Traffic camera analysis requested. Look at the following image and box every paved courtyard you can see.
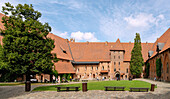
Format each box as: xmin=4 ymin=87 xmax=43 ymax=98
xmin=1 ymin=79 xmax=170 ymax=99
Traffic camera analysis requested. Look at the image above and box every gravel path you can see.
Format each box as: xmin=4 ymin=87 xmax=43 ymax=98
xmin=1 ymin=79 xmax=170 ymax=99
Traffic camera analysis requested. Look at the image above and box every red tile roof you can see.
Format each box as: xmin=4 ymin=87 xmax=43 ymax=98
xmin=149 ymin=28 xmax=170 ymax=58
xmin=54 ymin=61 xmax=75 ymax=74
xmin=110 ymin=38 xmax=124 ymax=51
xmin=0 ymin=13 xmax=5 ymax=30
xmin=69 ymin=42 xmax=112 ymax=62
xmin=47 ymin=33 xmax=73 ymax=60
xmin=100 ymin=70 xmax=108 ymax=73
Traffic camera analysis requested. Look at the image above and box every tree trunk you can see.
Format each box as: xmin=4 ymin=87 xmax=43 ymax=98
xmin=25 ymin=72 xmax=31 ymax=92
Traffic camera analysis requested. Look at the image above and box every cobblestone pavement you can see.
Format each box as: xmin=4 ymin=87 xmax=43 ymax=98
xmin=0 ymin=83 xmax=60 ymax=99
xmin=1 ymin=79 xmax=170 ymax=99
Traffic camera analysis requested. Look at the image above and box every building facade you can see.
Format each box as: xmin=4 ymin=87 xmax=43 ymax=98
xmin=144 ymin=28 xmax=170 ymax=81
xmin=0 ymin=13 xmax=169 ymax=82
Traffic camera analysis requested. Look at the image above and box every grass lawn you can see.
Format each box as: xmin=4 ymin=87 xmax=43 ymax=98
xmin=33 ymin=80 xmax=155 ymax=91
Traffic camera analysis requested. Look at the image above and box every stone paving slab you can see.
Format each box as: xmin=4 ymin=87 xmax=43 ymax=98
xmin=2 ymin=79 xmax=170 ymax=99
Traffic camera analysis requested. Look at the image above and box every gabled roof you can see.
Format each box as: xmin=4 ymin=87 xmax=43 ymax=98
xmin=122 ymin=42 xmax=153 ymax=62
xmin=149 ymin=28 xmax=170 ymax=58
xmin=47 ymin=33 xmax=73 ymax=60
xmin=69 ymin=42 xmax=112 ymax=62
xmin=54 ymin=61 xmax=75 ymax=74
xmin=110 ymin=38 xmax=124 ymax=51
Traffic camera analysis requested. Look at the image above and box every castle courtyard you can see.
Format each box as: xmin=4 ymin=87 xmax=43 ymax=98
xmin=0 ymin=79 xmax=169 ymax=99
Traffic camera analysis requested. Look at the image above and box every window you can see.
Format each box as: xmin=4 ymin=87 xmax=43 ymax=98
xmin=126 ymin=68 xmax=128 ymax=73
xmin=114 ymin=68 xmax=116 ymax=71
xmin=125 ymin=75 xmax=127 ymax=78
xmin=118 ymin=56 xmax=120 ymax=59
xmin=114 ymin=62 xmax=116 ymax=65
xmin=108 ymin=65 xmax=109 ymax=69
xmin=102 ymin=66 xmax=104 ymax=70
xmin=96 ymin=73 xmax=98 ymax=75
xmin=85 ymin=66 xmax=87 ymax=71
xmin=119 ymin=68 xmax=120 ymax=70
xmin=96 ymin=66 xmax=98 ymax=70
xmin=114 ymin=56 xmax=115 ymax=59
xmin=91 ymin=66 xmax=93 ymax=70
xmin=77 ymin=68 xmax=79 ymax=72
xmin=119 ymin=62 xmax=120 ymax=66
xmin=167 ymin=63 xmax=169 ymax=73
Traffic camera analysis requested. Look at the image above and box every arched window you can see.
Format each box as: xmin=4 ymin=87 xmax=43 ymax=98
xmin=96 ymin=66 xmax=98 ymax=70
xmin=96 ymin=73 xmax=98 ymax=75
xmin=85 ymin=66 xmax=87 ymax=71
xmin=167 ymin=63 xmax=169 ymax=73
xmin=91 ymin=66 xmax=93 ymax=70
xmin=126 ymin=68 xmax=128 ymax=73
xmin=102 ymin=66 xmax=104 ymax=70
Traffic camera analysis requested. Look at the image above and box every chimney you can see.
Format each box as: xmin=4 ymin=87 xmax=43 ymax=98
xmin=66 ymin=39 xmax=69 ymax=42
xmin=129 ymin=41 xmax=131 ymax=44
xmin=105 ymin=41 xmax=108 ymax=46
xmin=70 ymin=38 xmax=75 ymax=42
xmin=146 ymin=41 xmax=148 ymax=45
xmin=87 ymin=41 xmax=89 ymax=44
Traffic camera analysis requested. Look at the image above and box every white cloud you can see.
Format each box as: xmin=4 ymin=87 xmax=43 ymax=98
xmin=71 ymin=31 xmax=99 ymax=42
xmin=124 ymin=13 xmax=164 ymax=29
xmin=59 ymin=32 xmax=69 ymax=38
xmin=124 ymin=13 xmax=156 ymax=28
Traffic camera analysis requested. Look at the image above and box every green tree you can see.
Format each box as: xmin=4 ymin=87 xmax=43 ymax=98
xmin=52 ymin=70 xmax=58 ymax=78
xmin=145 ymin=63 xmax=150 ymax=78
xmin=130 ymin=33 xmax=144 ymax=77
xmin=156 ymin=58 xmax=162 ymax=78
xmin=67 ymin=73 xmax=71 ymax=80
xmin=0 ymin=3 xmax=58 ymax=90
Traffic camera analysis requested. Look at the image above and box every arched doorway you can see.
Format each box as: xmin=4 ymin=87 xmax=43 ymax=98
xmin=116 ymin=74 xmax=120 ymax=78
xmin=93 ymin=74 xmax=95 ymax=78
xmin=115 ymin=71 xmax=120 ymax=80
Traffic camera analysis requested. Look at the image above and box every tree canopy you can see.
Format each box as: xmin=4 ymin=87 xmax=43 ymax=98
xmin=0 ymin=2 xmax=58 ymax=81
xmin=145 ymin=63 xmax=150 ymax=78
xmin=156 ymin=58 xmax=162 ymax=78
xmin=130 ymin=33 xmax=144 ymax=77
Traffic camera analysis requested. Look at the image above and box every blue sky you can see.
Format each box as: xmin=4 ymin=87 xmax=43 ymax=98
xmin=0 ymin=0 xmax=170 ymax=42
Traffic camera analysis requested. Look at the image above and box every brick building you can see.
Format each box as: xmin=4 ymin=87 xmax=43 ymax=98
xmin=0 ymin=13 xmax=169 ymax=82
xmin=145 ymin=28 xmax=170 ymax=81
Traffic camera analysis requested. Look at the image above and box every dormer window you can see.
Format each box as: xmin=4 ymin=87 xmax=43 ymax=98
xmin=60 ymin=45 xmax=67 ymax=53
xmin=148 ymin=51 xmax=154 ymax=58
xmin=157 ymin=43 xmax=165 ymax=52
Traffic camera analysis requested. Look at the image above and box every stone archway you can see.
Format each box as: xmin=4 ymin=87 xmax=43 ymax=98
xmin=115 ymin=71 xmax=120 ymax=80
